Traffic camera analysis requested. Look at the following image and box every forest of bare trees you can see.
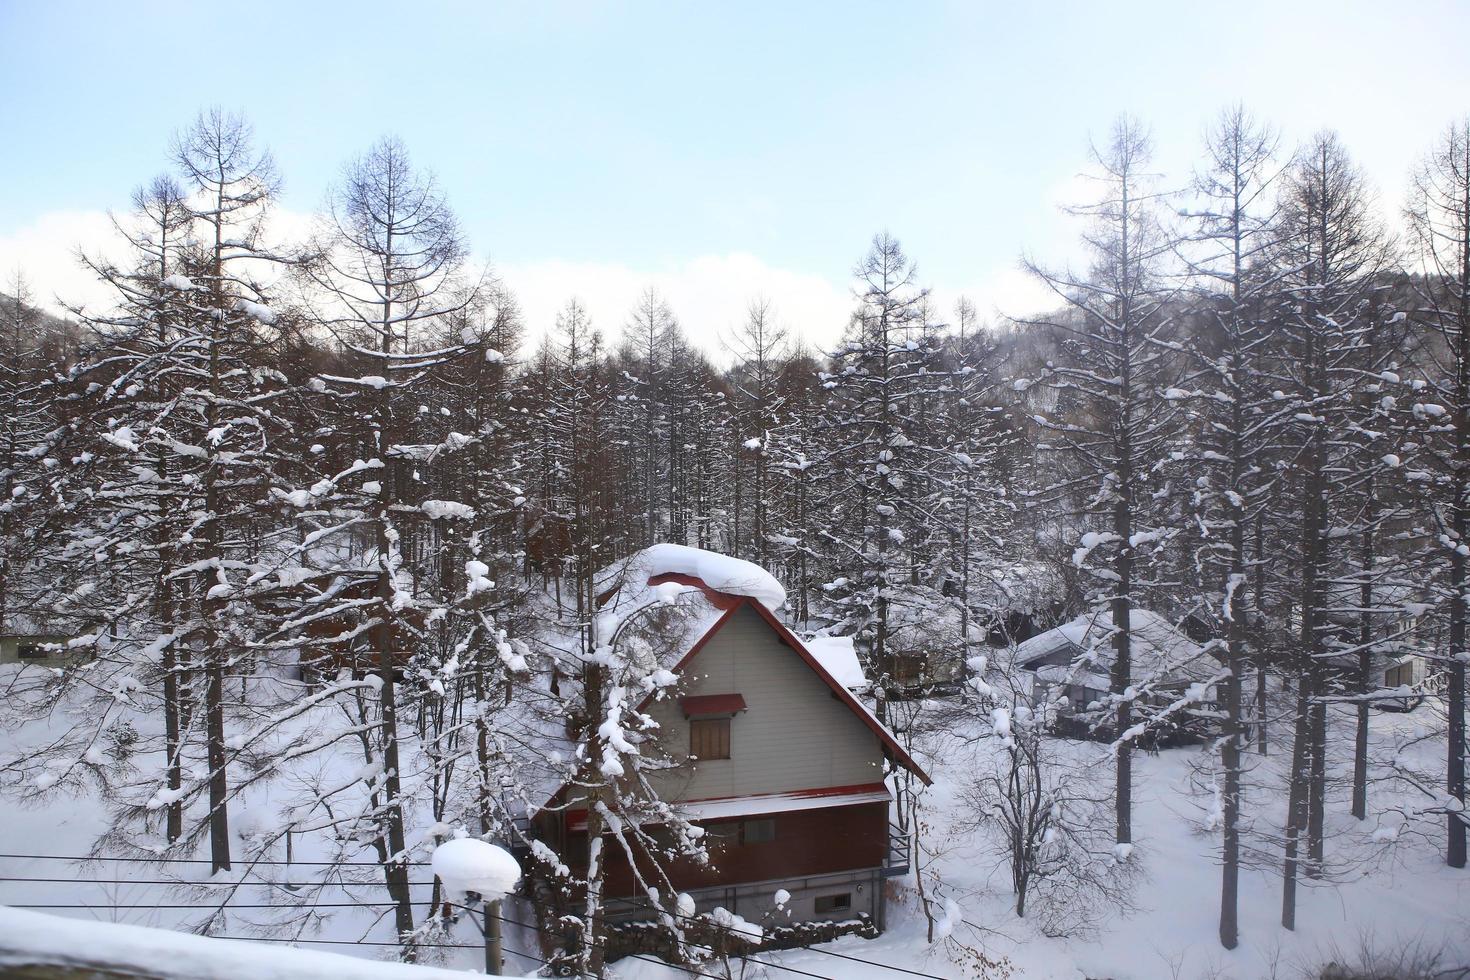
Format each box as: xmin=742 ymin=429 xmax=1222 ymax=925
xmin=1 ymin=106 xmax=1467 ymax=974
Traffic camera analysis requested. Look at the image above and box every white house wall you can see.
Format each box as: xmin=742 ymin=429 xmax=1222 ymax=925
xmin=646 ymin=605 xmax=887 ymax=802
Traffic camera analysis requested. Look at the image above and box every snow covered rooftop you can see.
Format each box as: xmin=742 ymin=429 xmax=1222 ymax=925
xmin=803 ymin=635 xmax=868 ymax=690
xmin=675 ymin=782 xmax=891 ymax=822
xmin=1014 ymin=607 xmax=1213 ymax=684
xmin=596 ymin=544 xmax=786 ymax=611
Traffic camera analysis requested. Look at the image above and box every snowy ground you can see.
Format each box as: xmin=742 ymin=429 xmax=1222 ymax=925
xmin=2 ymin=678 xmax=1466 ymax=979
xmin=621 ymin=703 xmax=1470 ymax=980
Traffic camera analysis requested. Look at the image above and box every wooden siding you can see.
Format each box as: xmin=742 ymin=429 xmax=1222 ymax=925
xmin=645 ymin=605 xmax=886 ymax=801
xmin=600 ymin=801 xmax=887 ymax=898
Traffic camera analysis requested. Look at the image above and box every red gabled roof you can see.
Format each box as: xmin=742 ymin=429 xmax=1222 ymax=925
xmin=639 ymin=573 xmax=932 ymax=786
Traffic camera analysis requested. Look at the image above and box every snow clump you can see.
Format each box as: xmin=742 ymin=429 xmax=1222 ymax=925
xmin=431 ymin=837 xmax=521 ymax=900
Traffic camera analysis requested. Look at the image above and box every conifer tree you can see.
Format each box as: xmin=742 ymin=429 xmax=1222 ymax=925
xmin=1177 ymin=105 xmax=1286 ymax=948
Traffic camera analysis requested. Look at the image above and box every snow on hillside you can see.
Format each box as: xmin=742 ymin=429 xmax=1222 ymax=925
xmin=3 ymin=690 xmax=1464 ymax=978
xmin=748 ymin=703 xmax=1467 ymax=980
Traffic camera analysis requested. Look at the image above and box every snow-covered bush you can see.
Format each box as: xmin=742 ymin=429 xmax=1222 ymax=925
xmin=963 ymin=690 xmax=1138 ymax=936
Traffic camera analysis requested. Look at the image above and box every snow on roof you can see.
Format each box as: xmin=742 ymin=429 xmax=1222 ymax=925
xmin=597 ymin=544 xmax=786 ymax=611
xmin=804 ymin=635 xmax=868 ymax=690
xmin=1034 ymin=664 xmax=1112 ymax=691
xmin=0 ymin=906 xmax=508 ymax=979
xmin=1015 ymin=607 xmax=1212 ymax=683
xmin=675 ymin=783 xmax=891 ymax=822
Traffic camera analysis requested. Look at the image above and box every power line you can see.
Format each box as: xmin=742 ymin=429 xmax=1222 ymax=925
xmin=493 ymin=893 xmax=910 ymax=980
xmin=13 ymin=902 xmax=446 ymax=911
xmin=444 ymin=898 xmax=822 ymax=980
xmin=202 ymin=933 xmax=578 ymax=977
xmin=512 ymin=889 xmax=953 ymax=980
xmin=2 ymin=855 xmax=952 ymax=980
xmin=0 ymin=876 xmax=435 ymax=888
xmin=0 ymin=852 xmax=431 ymax=868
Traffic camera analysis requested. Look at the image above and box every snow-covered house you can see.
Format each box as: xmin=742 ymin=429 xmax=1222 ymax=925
xmin=857 ymin=584 xmax=970 ymax=694
xmin=0 ymin=613 xmax=82 ymax=666
xmin=1013 ymin=607 xmax=1219 ymax=739
xmin=533 ymin=545 xmax=929 ymax=934
xmin=1317 ymin=581 xmax=1432 ymax=711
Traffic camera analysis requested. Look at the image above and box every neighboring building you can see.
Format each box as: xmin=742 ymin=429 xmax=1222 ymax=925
xmin=1013 ymin=607 xmax=1220 ymax=741
xmin=0 ymin=612 xmax=79 ymax=667
xmin=870 ymin=584 xmax=969 ymax=695
xmin=1318 ymin=581 xmax=1432 ymax=712
xmin=533 ymin=546 xmax=928 ymax=937
xmin=0 ymin=631 xmax=72 ymax=666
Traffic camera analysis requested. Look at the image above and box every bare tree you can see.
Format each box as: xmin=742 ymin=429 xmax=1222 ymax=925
xmin=726 ymin=297 xmax=788 ymax=568
xmin=1023 ymin=116 xmax=1180 ymax=845
xmin=1406 ymin=117 xmax=1470 ymax=870
xmin=300 ymin=134 xmax=482 ymax=956
xmin=963 ymin=684 xmax=1137 ymax=936
xmin=1273 ymin=131 xmax=1395 ymax=929
xmin=1178 ymin=105 xmax=1285 ymax=949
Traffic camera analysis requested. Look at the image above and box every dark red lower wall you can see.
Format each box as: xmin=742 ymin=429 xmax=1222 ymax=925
xmin=569 ymin=801 xmax=887 ymax=898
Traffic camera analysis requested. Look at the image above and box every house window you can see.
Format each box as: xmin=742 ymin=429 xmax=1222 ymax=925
xmin=703 ymin=821 xmax=739 ymax=843
xmin=743 ymin=818 xmax=775 ymax=843
xmin=690 ymin=717 xmax=731 ymax=760
xmin=1066 ymin=685 xmax=1107 ymax=709
xmin=814 ymin=893 xmax=852 ymax=914
xmin=1385 ymin=661 xmax=1414 ymax=687
xmin=17 ymin=643 xmax=46 ymax=660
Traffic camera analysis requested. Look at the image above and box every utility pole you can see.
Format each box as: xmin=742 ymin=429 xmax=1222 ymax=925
xmin=484 ymin=898 xmax=502 ymax=975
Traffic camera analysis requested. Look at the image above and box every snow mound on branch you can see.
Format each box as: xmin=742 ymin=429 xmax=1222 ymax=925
xmin=431 ymin=837 xmax=521 ymax=900
xmin=604 ymin=543 xmax=787 ymax=610
xmin=420 ymin=500 xmax=475 ymax=521
xmin=233 ymin=298 xmax=277 ymax=325
xmin=709 ymin=906 xmax=763 ymax=944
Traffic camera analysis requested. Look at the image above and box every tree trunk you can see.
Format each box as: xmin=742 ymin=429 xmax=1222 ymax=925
xmin=1220 ymin=660 xmax=1241 ymax=948
xmin=1281 ymin=676 xmax=1312 ymax=930
xmin=1450 ymin=483 xmax=1467 ymax=867
xmin=1113 ymin=496 xmax=1134 ymax=845
xmin=1306 ymin=688 xmax=1326 ymax=877
xmin=163 ymin=642 xmax=183 ymax=844
xmin=377 ymin=652 xmax=417 ymax=953
xmin=205 ymin=657 xmax=230 ymax=873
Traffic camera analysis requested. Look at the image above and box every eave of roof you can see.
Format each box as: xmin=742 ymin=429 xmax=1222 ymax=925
xmin=678 ymin=693 xmax=748 ymax=717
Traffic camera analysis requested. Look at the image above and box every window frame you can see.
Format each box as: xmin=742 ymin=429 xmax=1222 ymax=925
xmin=742 ymin=818 xmax=775 ymax=843
xmin=814 ymin=892 xmax=852 ymax=914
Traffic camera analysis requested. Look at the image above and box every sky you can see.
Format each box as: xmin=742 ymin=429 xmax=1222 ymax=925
xmin=2 ymin=0 xmax=1468 ymax=357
